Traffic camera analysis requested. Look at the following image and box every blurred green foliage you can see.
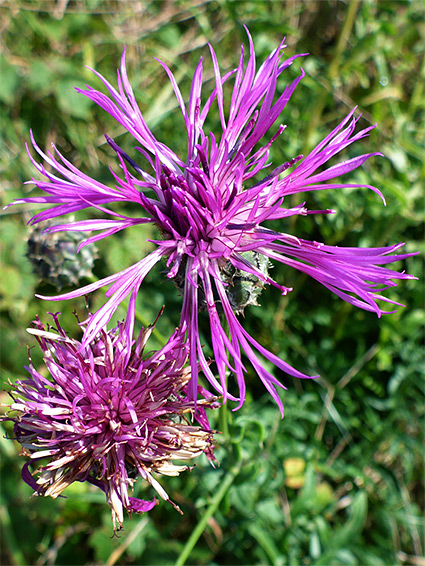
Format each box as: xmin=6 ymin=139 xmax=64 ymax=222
xmin=0 ymin=1 xmax=423 ymax=565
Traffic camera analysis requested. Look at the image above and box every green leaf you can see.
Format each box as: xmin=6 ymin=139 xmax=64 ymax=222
xmin=57 ymin=80 xmax=93 ymax=119
xmin=0 ymin=56 xmax=20 ymax=104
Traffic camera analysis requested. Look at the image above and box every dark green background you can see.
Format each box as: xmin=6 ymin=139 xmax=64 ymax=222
xmin=1 ymin=1 xmax=423 ymax=564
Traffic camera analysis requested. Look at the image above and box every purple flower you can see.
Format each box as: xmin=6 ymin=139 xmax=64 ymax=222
xmin=3 ymin=312 xmax=218 ymax=530
xmin=10 ymin=30 xmax=416 ymax=414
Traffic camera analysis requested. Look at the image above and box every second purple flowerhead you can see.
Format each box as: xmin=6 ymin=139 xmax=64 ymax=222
xmin=2 ymin=312 xmax=218 ymax=530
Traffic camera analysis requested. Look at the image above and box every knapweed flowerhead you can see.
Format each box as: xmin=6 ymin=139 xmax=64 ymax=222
xmin=2 ymin=313 xmax=218 ymax=530
xmin=10 ymin=29 xmax=416 ymax=414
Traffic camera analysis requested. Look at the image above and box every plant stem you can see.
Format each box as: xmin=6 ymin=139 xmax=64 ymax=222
xmin=174 ymin=461 xmax=242 ymax=566
xmin=305 ymin=0 xmax=360 ymax=148
xmin=218 ymin=400 xmax=229 ymax=439
xmin=0 ymin=505 xmax=26 ymax=566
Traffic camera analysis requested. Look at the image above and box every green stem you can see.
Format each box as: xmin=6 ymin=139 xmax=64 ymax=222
xmin=218 ymin=400 xmax=229 ymax=439
xmin=328 ymin=0 xmax=360 ymax=81
xmin=305 ymin=0 xmax=360 ymax=148
xmin=0 ymin=505 xmax=26 ymax=566
xmin=174 ymin=461 xmax=242 ymax=566
xmin=409 ymin=50 xmax=425 ymax=115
